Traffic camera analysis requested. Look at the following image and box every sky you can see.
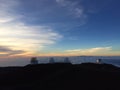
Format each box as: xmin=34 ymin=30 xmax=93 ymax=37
xmin=0 ymin=0 xmax=120 ymax=65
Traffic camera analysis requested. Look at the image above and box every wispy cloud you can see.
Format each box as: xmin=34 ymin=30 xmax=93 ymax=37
xmin=0 ymin=0 xmax=19 ymax=23
xmin=56 ymin=0 xmax=86 ymax=18
xmin=35 ymin=47 xmax=113 ymax=56
xmin=0 ymin=0 xmax=62 ymax=56
xmin=0 ymin=46 xmax=25 ymax=56
xmin=65 ymin=47 xmax=112 ymax=56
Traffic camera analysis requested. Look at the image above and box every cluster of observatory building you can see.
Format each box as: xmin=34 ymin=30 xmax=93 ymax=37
xmin=30 ymin=57 xmax=71 ymax=65
xmin=30 ymin=57 xmax=102 ymax=65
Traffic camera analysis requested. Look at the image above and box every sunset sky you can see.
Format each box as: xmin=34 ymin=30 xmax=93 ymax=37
xmin=0 ymin=0 xmax=120 ymax=61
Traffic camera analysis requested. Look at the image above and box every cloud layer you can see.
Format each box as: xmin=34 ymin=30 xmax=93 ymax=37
xmin=0 ymin=0 xmax=62 ymax=56
xmin=0 ymin=46 xmax=25 ymax=56
xmin=65 ymin=47 xmax=112 ymax=56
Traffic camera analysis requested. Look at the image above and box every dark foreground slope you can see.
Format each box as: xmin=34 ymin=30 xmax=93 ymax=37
xmin=0 ymin=63 xmax=120 ymax=90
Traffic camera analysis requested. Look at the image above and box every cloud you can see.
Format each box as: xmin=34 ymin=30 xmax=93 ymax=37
xmin=0 ymin=0 xmax=19 ymax=23
xmin=0 ymin=0 xmax=62 ymax=56
xmin=56 ymin=0 xmax=86 ymax=18
xmin=0 ymin=46 xmax=25 ymax=56
xmin=34 ymin=47 xmax=113 ymax=56
xmin=65 ymin=47 xmax=112 ymax=56
xmin=0 ymin=23 xmax=62 ymax=53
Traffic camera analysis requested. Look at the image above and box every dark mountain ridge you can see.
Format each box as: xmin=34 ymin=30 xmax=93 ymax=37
xmin=0 ymin=63 xmax=120 ymax=90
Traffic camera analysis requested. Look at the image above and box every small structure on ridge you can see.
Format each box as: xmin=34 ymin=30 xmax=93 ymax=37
xmin=64 ymin=57 xmax=71 ymax=63
xmin=49 ymin=57 xmax=55 ymax=64
xmin=96 ymin=59 xmax=102 ymax=64
xmin=30 ymin=57 xmax=38 ymax=64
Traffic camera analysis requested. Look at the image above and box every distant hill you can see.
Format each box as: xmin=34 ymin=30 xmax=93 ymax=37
xmin=0 ymin=63 xmax=120 ymax=90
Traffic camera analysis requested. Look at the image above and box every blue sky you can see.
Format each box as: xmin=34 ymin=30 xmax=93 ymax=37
xmin=0 ymin=0 xmax=120 ymax=59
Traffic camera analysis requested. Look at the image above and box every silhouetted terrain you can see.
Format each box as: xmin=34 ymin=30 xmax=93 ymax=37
xmin=0 ymin=63 xmax=120 ymax=90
